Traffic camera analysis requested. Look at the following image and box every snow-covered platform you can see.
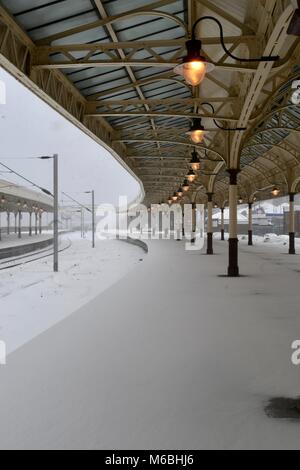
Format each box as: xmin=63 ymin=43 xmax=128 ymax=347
xmin=0 ymin=237 xmax=300 ymax=449
xmin=0 ymin=232 xmax=143 ymax=354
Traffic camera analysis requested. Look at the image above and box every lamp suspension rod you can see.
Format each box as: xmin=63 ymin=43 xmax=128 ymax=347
xmin=201 ymin=102 xmax=247 ymax=131
xmin=192 ymin=16 xmax=280 ymax=63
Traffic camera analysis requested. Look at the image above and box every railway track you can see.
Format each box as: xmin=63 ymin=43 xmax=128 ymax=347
xmin=0 ymin=238 xmax=72 ymax=271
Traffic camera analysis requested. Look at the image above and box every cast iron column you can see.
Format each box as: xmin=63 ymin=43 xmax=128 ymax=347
xmin=29 ymin=212 xmax=32 ymax=236
xmin=221 ymin=208 xmax=225 ymax=241
xmin=248 ymin=202 xmax=253 ymax=246
xmin=53 ymin=154 xmax=59 ymax=272
xmin=228 ymin=169 xmax=239 ymax=277
xmin=39 ymin=212 xmax=42 ymax=234
xmin=92 ymin=190 xmax=95 ymax=248
xmin=191 ymin=202 xmax=196 ymax=244
xmin=35 ymin=212 xmax=38 ymax=235
xmin=18 ymin=211 xmax=22 ymax=239
xmin=206 ymin=193 xmax=214 ymax=254
xmin=289 ymin=193 xmax=296 ymax=255
xmin=7 ymin=212 xmax=10 ymax=235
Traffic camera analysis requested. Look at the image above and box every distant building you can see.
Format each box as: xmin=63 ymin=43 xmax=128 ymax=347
xmin=212 ymin=199 xmax=300 ymax=236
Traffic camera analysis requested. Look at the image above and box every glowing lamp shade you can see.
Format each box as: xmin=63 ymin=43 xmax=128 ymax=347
xmin=174 ymin=40 xmax=215 ymax=86
xmin=186 ymin=118 xmax=205 ymax=144
xmin=187 ymin=169 xmax=197 ymax=183
xmin=183 ymin=179 xmax=190 ymax=192
xmin=190 ymin=129 xmax=205 ymax=144
xmin=168 ymin=197 xmax=172 ymax=205
xmin=177 ymin=187 xmax=183 ymax=197
xmin=172 ymin=193 xmax=178 ymax=202
xmin=174 ymin=60 xmax=207 ymax=87
xmin=189 ymin=151 xmax=201 ymax=171
xmin=272 ymin=187 xmax=280 ymax=197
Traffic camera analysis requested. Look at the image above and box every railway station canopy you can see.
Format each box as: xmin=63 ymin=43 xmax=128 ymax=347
xmin=0 ymin=0 xmax=299 ymax=207
xmin=1 ymin=1 xmax=300 ymax=451
xmin=0 ymin=179 xmax=53 ymax=213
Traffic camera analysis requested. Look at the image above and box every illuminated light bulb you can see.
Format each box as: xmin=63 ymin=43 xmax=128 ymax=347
xmin=174 ymin=39 xmax=215 ymax=86
xmin=186 ymin=118 xmax=205 ymax=144
xmin=176 ymin=61 xmax=207 ymax=87
xmin=183 ymin=179 xmax=190 ymax=192
xmin=187 ymin=169 xmax=197 ymax=183
xmin=272 ymin=187 xmax=280 ymax=197
xmin=191 ymin=130 xmax=205 ymax=144
xmin=189 ymin=151 xmax=201 ymax=171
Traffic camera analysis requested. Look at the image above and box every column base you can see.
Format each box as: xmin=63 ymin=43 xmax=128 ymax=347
xmin=221 ymin=229 xmax=225 ymax=241
xmin=289 ymin=233 xmax=296 ymax=254
xmin=248 ymin=230 xmax=253 ymax=246
xmin=207 ymin=232 xmax=213 ymax=255
xmin=227 ymin=238 xmax=239 ymax=277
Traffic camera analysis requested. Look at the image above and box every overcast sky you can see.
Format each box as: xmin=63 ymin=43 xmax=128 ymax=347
xmin=0 ymin=67 xmax=142 ymax=208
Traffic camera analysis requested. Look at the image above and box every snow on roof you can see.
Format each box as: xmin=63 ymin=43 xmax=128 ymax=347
xmin=0 ymin=179 xmax=53 ymax=211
